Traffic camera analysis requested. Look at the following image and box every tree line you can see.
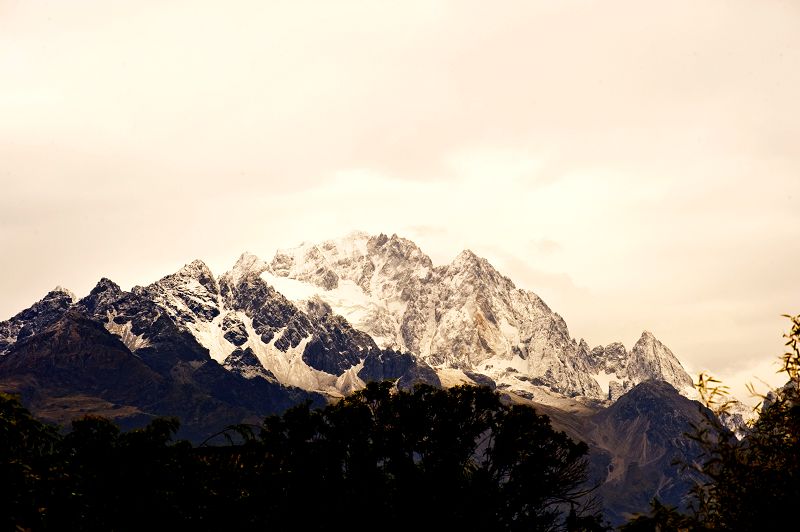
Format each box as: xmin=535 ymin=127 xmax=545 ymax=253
xmin=1 ymin=382 xmax=605 ymax=531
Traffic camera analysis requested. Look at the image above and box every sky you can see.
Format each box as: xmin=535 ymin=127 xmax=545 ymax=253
xmin=2 ymin=0 xmax=799 ymax=403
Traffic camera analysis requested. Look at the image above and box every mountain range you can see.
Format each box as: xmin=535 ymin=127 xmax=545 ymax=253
xmin=0 ymin=231 xmax=711 ymax=524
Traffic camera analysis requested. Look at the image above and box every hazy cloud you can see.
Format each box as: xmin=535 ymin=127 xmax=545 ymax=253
xmin=2 ymin=0 xmax=799 ymax=399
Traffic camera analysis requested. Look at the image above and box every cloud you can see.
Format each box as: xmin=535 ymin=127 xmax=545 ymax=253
xmin=531 ymin=238 xmax=562 ymax=255
xmin=1 ymin=0 xmax=799 ymax=403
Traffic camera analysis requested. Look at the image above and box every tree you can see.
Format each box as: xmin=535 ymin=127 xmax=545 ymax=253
xmin=621 ymin=313 xmax=800 ymax=531
xmin=257 ymin=382 xmax=605 ymax=531
xmin=1 ymin=380 xmax=607 ymax=530
xmin=0 ymin=392 xmax=59 ymax=530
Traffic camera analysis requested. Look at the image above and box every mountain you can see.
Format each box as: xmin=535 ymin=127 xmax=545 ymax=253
xmin=0 ymin=279 xmax=327 ymax=440
xmin=0 ymin=241 xmax=445 ymax=436
xmin=0 ymin=231 xmax=695 ymax=413
xmin=585 ymin=380 xmax=709 ymax=525
xmin=264 ymin=231 xmax=693 ymax=400
xmin=500 ymin=380 xmax=711 ymax=526
xmin=142 ymin=252 xmax=439 ymax=396
xmin=0 ymin=286 xmax=77 ymax=355
xmin=0 ymin=231 xmax=706 ymax=522
xmin=587 ymin=332 xmax=695 ymax=400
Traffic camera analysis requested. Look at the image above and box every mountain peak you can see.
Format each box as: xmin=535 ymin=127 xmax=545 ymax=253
xmin=228 ymin=252 xmax=268 ymax=281
xmin=85 ymin=278 xmax=124 ymax=307
xmin=633 ymin=330 xmax=662 ymax=349
xmin=456 ymin=248 xmax=479 ymax=261
xmin=156 ymin=259 xmax=218 ymax=296
xmin=177 ymin=259 xmax=214 ymax=279
xmin=48 ymin=286 xmax=77 ymax=302
xmin=448 ymin=249 xmax=507 ymax=286
xmin=450 ymin=249 xmax=487 ymax=271
xmin=91 ymin=278 xmax=121 ymax=294
xmin=628 ymin=330 xmax=693 ymax=392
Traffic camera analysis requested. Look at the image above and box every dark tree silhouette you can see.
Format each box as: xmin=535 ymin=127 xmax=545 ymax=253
xmin=255 ymin=382 xmax=603 ymax=530
xmin=1 ymin=382 xmax=605 ymax=530
xmin=0 ymin=392 xmax=59 ymax=530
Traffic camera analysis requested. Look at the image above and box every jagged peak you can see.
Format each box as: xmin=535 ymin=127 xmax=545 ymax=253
xmin=90 ymin=277 xmax=121 ymax=295
xmin=449 ymin=249 xmax=499 ymax=276
xmin=369 ymin=231 xmax=415 ymax=249
xmin=146 ymin=259 xmax=219 ymax=297
xmin=274 ymin=232 xmax=431 ymax=273
xmin=233 ymin=251 xmax=266 ymax=271
xmin=281 ymin=230 xmax=369 ymax=251
xmin=595 ymin=341 xmax=627 ymax=357
xmin=224 ymin=252 xmax=269 ymax=284
xmin=177 ymin=258 xmax=214 ymax=278
xmin=48 ymin=285 xmax=77 ymax=302
xmin=633 ymin=330 xmax=661 ymax=348
xmin=456 ymin=248 xmax=480 ymax=261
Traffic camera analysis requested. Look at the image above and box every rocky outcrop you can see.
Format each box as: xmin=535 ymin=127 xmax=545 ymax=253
xmin=587 ymin=332 xmax=694 ymax=400
xmin=265 ymin=232 xmax=692 ymax=400
xmin=0 ymin=287 xmax=76 ymax=355
xmin=0 ymin=232 xmax=698 ymax=433
xmin=0 ymin=277 xmax=326 ymax=441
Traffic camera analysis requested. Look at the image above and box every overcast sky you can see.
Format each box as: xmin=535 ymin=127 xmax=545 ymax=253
xmin=2 ymin=0 xmax=798 ymax=402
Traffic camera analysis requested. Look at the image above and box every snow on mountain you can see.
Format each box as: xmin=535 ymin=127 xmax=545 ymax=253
xmin=587 ymin=333 xmax=695 ymax=400
xmin=96 ymin=250 xmax=436 ymax=397
xmin=264 ymin=232 xmax=694 ymax=400
xmin=0 ymin=287 xmax=77 ymax=355
xmin=0 ymin=231 xmax=695 ymax=403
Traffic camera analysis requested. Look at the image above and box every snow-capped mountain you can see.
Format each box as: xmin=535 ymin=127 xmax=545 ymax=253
xmin=0 ymin=277 xmax=325 ymax=440
xmin=263 ymin=231 xmax=693 ymax=400
xmin=0 ymin=231 xmax=693 ymax=405
xmin=0 ymin=286 xmax=76 ymax=355
xmin=0 ymin=231 xmax=705 ymax=519
xmin=82 ymin=252 xmax=437 ymax=398
xmin=587 ymin=332 xmax=695 ymax=400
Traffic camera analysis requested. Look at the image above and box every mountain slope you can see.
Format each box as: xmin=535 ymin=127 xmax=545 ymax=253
xmin=0 ymin=233 xmax=694 ymax=405
xmin=264 ymin=231 xmax=693 ymax=400
xmin=0 ymin=281 xmax=326 ymax=440
xmin=586 ymin=381 xmax=708 ymax=524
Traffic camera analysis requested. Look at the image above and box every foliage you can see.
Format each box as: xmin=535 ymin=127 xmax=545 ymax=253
xmin=620 ymin=313 xmax=800 ymax=531
xmin=0 ymin=392 xmax=60 ymax=531
xmin=618 ymin=499 xmax=696 ymax=532
xmin=0 ymin=383 xmax=606 ymax=531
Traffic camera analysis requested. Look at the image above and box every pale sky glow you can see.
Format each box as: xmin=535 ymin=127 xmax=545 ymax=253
xmin=2 ymin=0 xmax=799 ymax=403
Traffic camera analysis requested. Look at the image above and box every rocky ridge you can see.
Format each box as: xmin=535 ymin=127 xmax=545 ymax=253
xmin=0 ymin=232 xmax=711 ymax=522
xmin=0 ymin=232 xmax=694 ymax=406
xmin=263 ymin=231 xmax=694 ymax=401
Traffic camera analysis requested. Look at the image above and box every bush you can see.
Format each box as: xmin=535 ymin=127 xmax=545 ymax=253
xmin=1 ymin=382 xmax=606 ymax=531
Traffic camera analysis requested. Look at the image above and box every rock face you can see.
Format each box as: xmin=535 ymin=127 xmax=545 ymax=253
xmin=0 ymin=275 xmax=326 ymax=440
xmin=163 ymin=252 xmax=440 ymax=396
xmin=0 ymin=287 xmax=76 ymax=355
xmin=0 ymin=231 xmax=696 ymax=436
xmin=0 ymin=309 xmax=163 ymax=406
xmin=264 ymin=231 xmax=693 ymax=400
xmin=582 ymin=380 xmax=710 ymax=525
xmin=0 ymin=304 xmax=322 ymax=441
xmin=587 ymin=332 xmax=695 ymax=400
xmin=0 ymin=248 xmax=439 ymax=433
xmin=0 ymin=232 xmax=712 ymax=522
